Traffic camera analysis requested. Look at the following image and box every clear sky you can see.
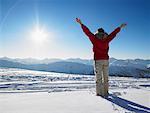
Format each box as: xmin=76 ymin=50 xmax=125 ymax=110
xmin=0 ymin=0 xmax=150 ymax=59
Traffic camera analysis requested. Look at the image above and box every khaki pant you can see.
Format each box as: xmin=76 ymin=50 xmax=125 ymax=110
xmin=94 ymin=60 xmax=109 ymax=96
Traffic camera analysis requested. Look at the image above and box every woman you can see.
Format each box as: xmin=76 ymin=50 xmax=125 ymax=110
xmin=76 ymin=18 xmax=126 ymax=97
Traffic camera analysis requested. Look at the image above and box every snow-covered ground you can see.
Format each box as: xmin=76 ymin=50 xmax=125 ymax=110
xmin=0 ymin=68 xmax=150 ymax=113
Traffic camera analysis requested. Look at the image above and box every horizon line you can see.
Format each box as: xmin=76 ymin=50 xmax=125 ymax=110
xmin=0 ymin=56 xmax=149 ymax=61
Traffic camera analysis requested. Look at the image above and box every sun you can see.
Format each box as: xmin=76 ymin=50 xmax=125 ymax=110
xmin=30 ymin=26 xmax=49 ymax=44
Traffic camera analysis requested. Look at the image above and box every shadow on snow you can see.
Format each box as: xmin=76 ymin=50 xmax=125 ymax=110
xmin=105 ymin=94 xmax=150 ymax=113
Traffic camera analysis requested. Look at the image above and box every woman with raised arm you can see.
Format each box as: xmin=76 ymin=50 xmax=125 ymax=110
xmin=76 ymin=18 xmax=126 ymax=97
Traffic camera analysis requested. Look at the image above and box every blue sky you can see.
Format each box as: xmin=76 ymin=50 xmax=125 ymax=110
xmin=0 ymin=0 xmax=149 ymax=59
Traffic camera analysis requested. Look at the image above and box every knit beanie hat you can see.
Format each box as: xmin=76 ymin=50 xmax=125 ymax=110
xmin=95 ymin=28 xmax=108 ymax=39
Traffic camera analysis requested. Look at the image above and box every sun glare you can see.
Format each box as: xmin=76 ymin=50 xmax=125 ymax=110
xmin=31 ymin=26 xmax=49 ymax=44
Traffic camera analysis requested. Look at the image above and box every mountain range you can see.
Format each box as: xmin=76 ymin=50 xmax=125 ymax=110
xmin=0 ymin=57 xmax=149 ymax=78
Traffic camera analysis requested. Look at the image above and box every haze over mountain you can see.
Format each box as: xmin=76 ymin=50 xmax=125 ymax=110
xmin=0 ymin=57 xmax=149 ymax=78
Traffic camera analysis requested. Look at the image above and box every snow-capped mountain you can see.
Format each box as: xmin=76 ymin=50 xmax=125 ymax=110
xmin=66 ymin=58 xmax=93 ymax=65
xmin=0 ymin=59 xmax=94 ymax=75
xmin=0 ymin=57 xmax=149 ymax=78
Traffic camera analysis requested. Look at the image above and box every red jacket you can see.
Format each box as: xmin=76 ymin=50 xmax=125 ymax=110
xmin=81 ymin=24 xmax=121 ymax=60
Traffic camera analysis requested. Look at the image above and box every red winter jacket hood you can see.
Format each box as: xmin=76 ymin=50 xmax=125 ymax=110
xmin=81 ymin=24 xmax=121 ymax=60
